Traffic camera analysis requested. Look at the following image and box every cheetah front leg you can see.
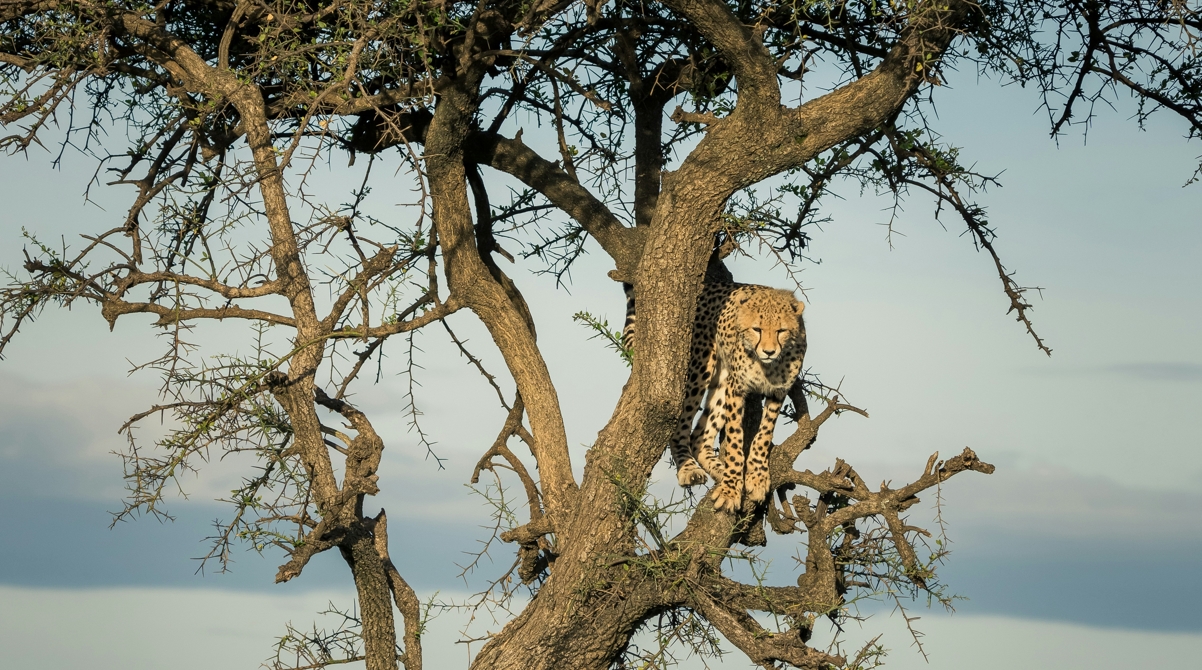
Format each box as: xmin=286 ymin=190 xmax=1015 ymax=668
xmin=710 ymin=393 xmax=746 ymax=513
xmin=743 ymin=393 xmax=785 ymax=505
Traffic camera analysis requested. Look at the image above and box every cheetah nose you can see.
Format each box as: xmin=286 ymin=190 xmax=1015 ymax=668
xmin=761 ymin=348 xmax=777 ymax=358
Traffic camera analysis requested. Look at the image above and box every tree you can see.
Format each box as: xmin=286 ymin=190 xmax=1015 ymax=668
xmin=1 ymin=1 xmax=1198 ymax=669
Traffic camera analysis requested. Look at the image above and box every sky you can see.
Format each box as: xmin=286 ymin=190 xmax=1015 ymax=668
xmin=1 ymin=65 xmax=1201 ymax=669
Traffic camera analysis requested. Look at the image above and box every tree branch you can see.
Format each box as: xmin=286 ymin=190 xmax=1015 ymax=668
xmin=466 ymin=131 xmax=643 ymax=279
xmin=657 ymin=0 xmax=779 ymax=107
xmin=691 ymin=590 xmax=842 ymax=669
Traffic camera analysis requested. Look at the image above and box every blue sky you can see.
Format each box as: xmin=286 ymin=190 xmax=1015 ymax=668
xmin=1 ymin=70 xmax=1200 ymax=668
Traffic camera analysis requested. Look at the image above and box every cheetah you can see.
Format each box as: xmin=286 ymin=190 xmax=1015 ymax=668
xmin=622 ymin=282 xmax=806 ymax=512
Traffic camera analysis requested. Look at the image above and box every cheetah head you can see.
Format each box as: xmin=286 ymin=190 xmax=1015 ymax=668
xmin=735 ymin=291 xmax=805 ymax=364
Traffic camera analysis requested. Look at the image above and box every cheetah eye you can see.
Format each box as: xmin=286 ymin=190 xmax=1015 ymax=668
xmin=751 ymin=327 xmax=762 ymax=333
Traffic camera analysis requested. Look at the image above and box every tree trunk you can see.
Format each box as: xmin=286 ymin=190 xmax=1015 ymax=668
xmin=343 ymin=530 xmax=400 ymax=670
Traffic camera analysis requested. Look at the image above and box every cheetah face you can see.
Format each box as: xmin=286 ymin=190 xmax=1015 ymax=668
xmin=735 ymin=297 xmax=804 ymax=364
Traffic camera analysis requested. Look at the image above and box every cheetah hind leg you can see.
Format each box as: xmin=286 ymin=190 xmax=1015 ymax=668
xmin=689 ymin=382 xmax=727 ymax=480
xmin=671 ymin=432 xmax=708 ymax=486
xmin=672 ymin=346 xmax=717 ymax=488
xmin=670 ymin=414 xmax=708 ymax=487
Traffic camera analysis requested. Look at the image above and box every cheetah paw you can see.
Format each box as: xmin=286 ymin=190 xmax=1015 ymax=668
xmin=694 ymin=449 xmax=722 ymax=479
xmin=710 ymin=484 xmax=742 ymax=513
xmin=744 ymin=473 xmax=770 ymax=504
xmin=676 ymin=460 xmax=709 ymax=487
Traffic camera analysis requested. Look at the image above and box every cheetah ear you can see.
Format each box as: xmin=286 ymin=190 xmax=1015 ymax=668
xmin=793 ymin=300 xmax=805 ymax=316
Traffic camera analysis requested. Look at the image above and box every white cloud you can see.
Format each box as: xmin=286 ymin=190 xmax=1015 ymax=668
xmin=3 ymin=585 xmax=1199 ymax=670
xmin=0 ymin=586 xmax=352 ymax=670
xmin=818 ymin=610 xmax=1202 ymax=670
xmin=944 ymin=463 xmax=1202 ymax=542
xmin=0 ymin=372 xmax=158 ymax=501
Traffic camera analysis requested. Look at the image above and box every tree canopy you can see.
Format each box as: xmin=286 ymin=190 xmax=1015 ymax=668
xmin=1 ymin=1 xmax=1198 ymax=669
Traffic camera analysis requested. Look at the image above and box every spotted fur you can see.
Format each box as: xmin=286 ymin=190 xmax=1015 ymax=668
xmin=623 ymin=282 xmax=806 ymax=512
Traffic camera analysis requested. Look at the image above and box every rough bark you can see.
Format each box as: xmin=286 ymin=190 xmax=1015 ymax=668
xmin=0 ymin=1 xmax=1042 ymax=669
xmin=425 ymin=81 xmax=579 ymax=524
xmin=343 ymin=530 xmax=401 ymax=670
xmin=465 ymin=3 xmax=978 ymax=668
